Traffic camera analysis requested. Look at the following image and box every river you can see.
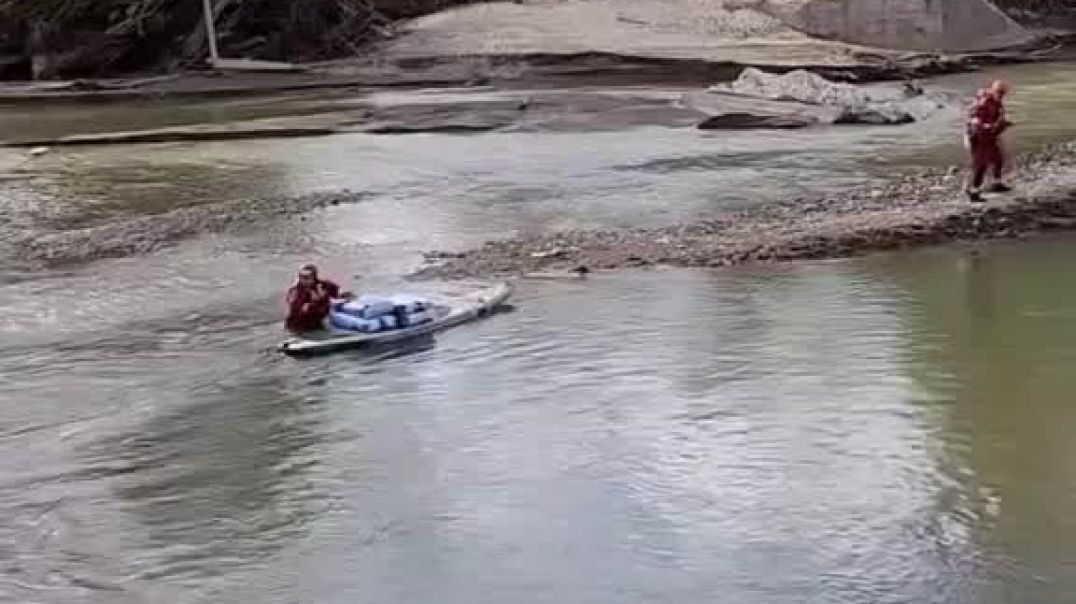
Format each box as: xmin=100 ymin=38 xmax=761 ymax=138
xmin=1 ymin=63 xmax=1075 ymax=603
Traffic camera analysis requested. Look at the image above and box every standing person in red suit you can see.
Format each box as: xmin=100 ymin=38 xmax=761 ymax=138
xmin=965 ymin=80 xmax=1013 ymax=202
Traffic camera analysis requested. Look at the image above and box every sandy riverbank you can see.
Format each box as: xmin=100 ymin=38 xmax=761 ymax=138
xmin=415 ymin=142 xmax=1076 ymax=279
xmin=0 ymin=24 xmax=1071 ymax=106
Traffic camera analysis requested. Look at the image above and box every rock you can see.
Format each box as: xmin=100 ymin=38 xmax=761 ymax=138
xmin=903 ymin=79 xmax=925 ymax=97
xmin=697 ymin=112 xmax=816 ymax=130
xmin=531 ymin=247 xmax=574 ymax=259
xmin=684 ymin=89 xmax=826 ymax=129
xmin=833 ymin=106 xmax=915 ymax=125
xmin=1037 ymin=217 xmax=1076 ymax=229
xmin=710 ymin=67 xmax=943 ymax=126
xmin=424 ymin=250 xmax=466 ymax=260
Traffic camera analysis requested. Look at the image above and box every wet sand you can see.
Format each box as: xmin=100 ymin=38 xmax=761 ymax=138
xmin=416 ymin=142 xmax=1076 ymax=278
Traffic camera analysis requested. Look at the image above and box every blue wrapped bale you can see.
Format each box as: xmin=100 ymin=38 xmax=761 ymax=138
xmin=379 ymin=314 xmax=398 ymax=330
xmin=390 ymin=294 xmax=430 ymax=313
xmin=329 ymin=311 xmax=382 ymax=333
xmin=407 ymin=310 xmax=433 ymax=326
xmin=338 ymin=296 xmax=396 ymax=319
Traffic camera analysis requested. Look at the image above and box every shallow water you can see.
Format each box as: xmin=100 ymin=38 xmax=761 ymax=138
xmin=4 ymin=63 xmax=1076 ymax=268
xmin=2 ymin=62 xmax=1076 ymax=603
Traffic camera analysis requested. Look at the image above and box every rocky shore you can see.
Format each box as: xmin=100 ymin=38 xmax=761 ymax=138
xmin=415 ymin=142 xmax=1076 ymax=279
xmin=10 ymin=190 xmax=365 ymax=266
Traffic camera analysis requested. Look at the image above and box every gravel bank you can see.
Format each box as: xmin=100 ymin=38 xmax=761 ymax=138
xmin=12 ymin=190 xmax=366 ymax=267
xmin=415 ymin=142 xmax=1076 ymax=279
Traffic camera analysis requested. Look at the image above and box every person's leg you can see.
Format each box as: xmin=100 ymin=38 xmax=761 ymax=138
xmin=966 ymin=136 xmax=987 ymax=201
xmin=988 ymin=138 xmax=1011 ymax=192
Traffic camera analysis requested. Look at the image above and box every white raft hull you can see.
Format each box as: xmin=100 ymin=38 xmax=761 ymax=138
xmin=279 ymin=282 xmax=511 ymax=357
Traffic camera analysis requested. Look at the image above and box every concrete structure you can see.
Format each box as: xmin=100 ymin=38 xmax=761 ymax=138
xmin=761 ymin=0 xmax=1035 ymax=52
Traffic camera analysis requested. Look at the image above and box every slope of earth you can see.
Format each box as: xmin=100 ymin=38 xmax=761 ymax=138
xmin=758 ymin=0 xmax=1034 ymax=51
xmin=376 ymin=0 xmax=890 ymax=68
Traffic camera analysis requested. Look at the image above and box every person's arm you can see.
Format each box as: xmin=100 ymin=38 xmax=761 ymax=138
xmin=321 ymin=279 xmax=353 ymax=300
xmin=286 ymin=287 xmax=308 ymax=316
xmin=306 ymin=280 xmax=333 ymax=304
xmin=981 ymin=97 xmax=1008 ymax=134
xmin=995 ymin=103 xmax=1012 ymax=133
xmin=969 ymin=99 xmax=992 ymax=134
xmin=967 ymin=97 xmax=986 ymax=136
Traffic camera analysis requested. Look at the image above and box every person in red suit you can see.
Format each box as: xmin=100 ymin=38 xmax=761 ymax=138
xmin=285 ymin=264 xmax=351 ymax=332
xmin=965 ymin=80 xmax=1013 ymax=202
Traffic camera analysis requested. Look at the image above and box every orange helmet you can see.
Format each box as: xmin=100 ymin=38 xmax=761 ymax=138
xmin=989 ymin=79 xmax=1010 ymax=96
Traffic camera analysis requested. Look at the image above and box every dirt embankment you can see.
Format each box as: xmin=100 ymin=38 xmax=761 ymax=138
xmin=373 ymin=0 xmax=1058 ymax=75
xmin=415 ymin=142 xmax=1076 ymax=279
xmin=2 ymin=0 xmax=1073 ymax=83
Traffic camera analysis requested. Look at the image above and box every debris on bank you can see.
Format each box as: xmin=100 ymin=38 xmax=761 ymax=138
xmin=687 ymin=68 xmax=949 ymax=130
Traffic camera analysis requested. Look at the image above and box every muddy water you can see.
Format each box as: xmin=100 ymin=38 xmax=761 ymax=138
xmin=2 ymin=63 xmax=1076 ymax=602
xmin=3 ymin=240 xmax=1076 ymax=603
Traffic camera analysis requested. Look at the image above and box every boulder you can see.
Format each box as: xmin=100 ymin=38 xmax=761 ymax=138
xmin=697 ymin=112 xmax=816 ymax=130
xmin=685 ymin=86 xmax=826 ymax=130
xmin=833 ymin=106 xmax=915 ymax=125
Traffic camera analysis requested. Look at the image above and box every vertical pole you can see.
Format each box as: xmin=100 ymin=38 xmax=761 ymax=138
xmin=202 ymin=0 xmax=220 ymax=64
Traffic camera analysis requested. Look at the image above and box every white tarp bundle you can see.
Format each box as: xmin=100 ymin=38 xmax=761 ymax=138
xmin=330 ymin=294 xmax=434 ymax=333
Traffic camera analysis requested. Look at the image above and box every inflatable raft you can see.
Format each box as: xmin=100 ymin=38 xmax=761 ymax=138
xmin=279 ymin=282 xmax=511 ymax=357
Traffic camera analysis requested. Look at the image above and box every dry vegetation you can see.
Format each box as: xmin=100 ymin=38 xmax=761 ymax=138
xmin=0 ymin=0 xmax=483 ymax=79
xmin=995 ymin=0 xmax=1076 ymax=27
xmin=0 ymin=0 xmax=1071 ymax=80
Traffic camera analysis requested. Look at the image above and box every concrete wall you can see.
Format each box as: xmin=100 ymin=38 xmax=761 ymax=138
xmin=763 ymin=0 xmax=1035 ymax=51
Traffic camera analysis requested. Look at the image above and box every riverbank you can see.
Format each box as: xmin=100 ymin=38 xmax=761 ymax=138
xmin=0 ymin=49 xmax=1063 ymax=147
xmin=416 ymin=142 xmax=1076 ymax=279
xmin=0 ymin=39 xmax=1071 ymax=105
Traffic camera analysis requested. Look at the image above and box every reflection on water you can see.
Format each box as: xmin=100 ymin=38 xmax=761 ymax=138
xmin=100 ymin=375 xmax=324 ymax=574
xmin=863 ymin=238 xmax=1076 ymax=604
xmin=2 ymin=239 xmax=1076 ymax=602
